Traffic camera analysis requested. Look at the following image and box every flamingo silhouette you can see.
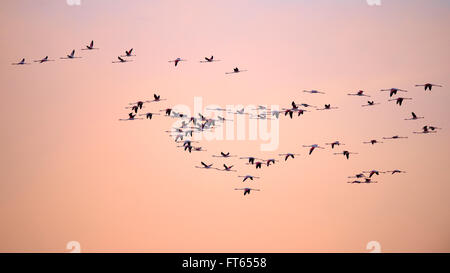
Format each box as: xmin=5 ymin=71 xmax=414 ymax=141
xmin=82 ymin=40 xmax=99 ymax=50
xmin=334 ymin=150 xmax=358 ymax=159
xmin=303 ymin=144 xmax=325 ymax=155
xmin=362 ymin=101 xmax=380 ymax=107
xmin=325 ymin=141 xmax=344 ymax=149
xmin=121 ymin=48 xmax=135 ymax=57
xmin=225 ymin=67 xmax=247 ymax=74
xmin=195 ymin=162 xmax=214 ymax=169
xmin=317 ymin=104 xmax=338 ymax=110
xmin=405 ymin=112 xmax=424 ymax=121
xmin=11 ymin=58 xmax=30 ymax=65
xmin=169 ymin=57 xmax=186 ymax=67
xmin=200 ymin=55 xmax=220 ymax=63
xmin=363 ymin=170 xmax=386 ymax=178
xmin=303 ymin=89 xmax=325 ymax=94
xmin=380 ymin=88 xmax=407 ymax=97
xmin=388 ymin=97 xmax=412 ymax=106
xmin=112 ymin=56 xmax=133 ymax=63
xmin=33 ymin=56 xmax=55 ymax=63
xmin=235 ymin=188 xmax=260 ymax=196
xmin=386 ymin=169 xmax=406 ymax=175
xmin=238 ymin=175 xmax=260 ymax=182
xmin=363 ymin=139 xmax=383 ymax=145
xmin=348 ymin=90 xmax=370 ymax=97
xmin=348 ymin=173 xmax=365 ymax=179
xmin=60 ymin=50 xmax=81 ymax=59
xmin=382 ymin=135 xmax=408 ymax=140
xmin=415 ymin=83 xmax=442 ymax=91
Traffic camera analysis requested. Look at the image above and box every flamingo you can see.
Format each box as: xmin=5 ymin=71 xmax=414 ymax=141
xmin=380 ymin=88 xmax=407 ymax=97
xmin=33 ymin=56 xmax=55 ymax=63
xmin=413 ymin=126 xmax=438 ymax=134
xmin=363 ymin=170 xmax=386 ymax=178
xmin=200 ymin=55 xmax=220 ymax=63
xmin=388 ymin=97 xmax=412 ymax=106
xmin=60 ymin=50 xmax=81 ymax=59
xmin=82 ymin=40 xmax=99 ymax=50
xmin=265 ymin=159 xmax=277 ymax=166
xmin=278 ymin=153 xmax=299 ymax=161
xmin=362 ymin=101 xmax=380 ymax=107
xmin=118 ymin=112 xmax=143 ymax=121
xmin=317 ymin=104 xmax=338 ymax=110
xmin=303 ymin=144 xmax=325 ymax=155
xmin=225 ymin=67 xmax=247 ymax=74
xmin=325 ymin=141 xmax=344 ymax=149
xmin=112 ymin=56 xmax=132 ymax=63
xmin=255 ymin=161 xmax=264 ymax=169
xmin=121 ymin=48 xmax=135 ymax=57
xmin=303 ymin=89 xmax=325 ymax=94
xmin=362 ymin=178 xmax=378 ymax=184
xmin=234 ymin=188 xmax=260 ymax=196
xmin=213 ymin=152 xmax=236 ymax=158
xmin=363 ymin=139 xmax=383 ymax=145
xmin=347 ymin=180 xmax=362 ymax=184
xmin=169 ymin=58 xmax=186 ymax=67
xmin=386 ymin=169 xmax=406 ymax=175
xmin=348 ymin=90 xmax=370 ymax=97
xmin=334 ymin=150 xmax=358 ymax=159
xmin=238 ymin=175 xmax=260 ymax=182
xmin=240 ymin=157 xmax=260 ymax=165
xmin=415 ymin=83 xmax=442 ymax=91
xmin=195 ymin=162 xmax=214 ymax=169
xmin=382 ymin=135 xmax=408 ymax=140
xmin=222 ymin=164 xmax=235 ymax=172
xmin=405 ymin=112 xmax=424 ymax=121
xmin=348 ymin=173 xmax=365 ymax=179
xmin=11 ymin=58 xmax=30 ymax=65
xmin=139 ymin=112 xmax=160 ymax=119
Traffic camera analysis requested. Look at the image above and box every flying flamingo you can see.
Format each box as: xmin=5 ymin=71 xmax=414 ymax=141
xmin=334 ymin=150 xmax=358 ymax=159
xmin=303 ymin=89 xmax=325 ymax=94
xmin=278 ymin=153 xmax=300 ymax=161
xmin=213 ymin=152 xmax=236 ymax=158
xmin=112 ymin=56 xmax=133 ymax=63
xmin=325 ymin=141 xmax=344 ymax=149
xmin=225 ymin=67 xmax=247 ymax=74
xmin=200 ymin=56 xmax=220 ymax=63
xmin=382 ymin=135 xmax=408 ymax=140
xmin=317 ymin=104 xmax=338 ymax=110
xmin=348 ymin=90 xmax=370 ymax=97
xmin=240 ymin=156 xmax=261 ymax=165
xmin=405 ymin=112 xmax=424 ymax=121
xmin=169 ymin=58 xmax=186 ymax=67
xmin=415 ymin=83 xmax=442 ymax=91
xmin=388 ymin=97 xmax=412 ymax=106
xmin=238 ymin=175 xmax=260 ymax=182
xmin=121 ymin=48 xmax=135 ymax=57
xmin=82 ymin=40 xmax=99 ymax=50
xmin=363 ymin=170 xmax=386 ymax=178
xmin=265 ymin=159 xmax=277 ymax=166
xmin=33 ymin=56 xmax=55 ymax=63
xmin=234 ymin=188 xmax=260 ymax=196
xmin=386 ymin=169 xmax=406 ymax=175
xmin=303 ymin=144 xmax=325 ymax=155
xmin=348 ymin=173 xmax=365 ymax=179
xmin=254 ymin=161 xmax=264 ymax=169
xmin=60 ymin=50 xmax=81 ymax=59
xmin=139 ymin=112 xmax=160 ymax=119
xmin=363 ymin=139 xmax=383 ymax=145
xmin=362 ymin=178 xmax=378 ymax=184
xmin=362 ymin=101 xmax=380 ymax=107
xmin=413 ymin=126 xmax=438 ymax=134
xmin=380 ymin=88 xmax=407 ymax=97
xmin=11 ymin=58 xmax=30 ymax=65
xmin=195 ymin=162 xmax=214 ymax=169
xmin=222 ymin=164 xmax=235 ymax=172
xmin=118 ymin=113 xmax=143 ymax=121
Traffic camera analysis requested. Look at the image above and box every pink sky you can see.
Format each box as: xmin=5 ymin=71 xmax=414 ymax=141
xmin=0 ymin=0 xmax=449 ymax=252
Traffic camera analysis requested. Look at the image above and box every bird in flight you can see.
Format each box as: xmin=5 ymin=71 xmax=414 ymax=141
xmin=415 ymin=83 xmax=442 ymax=91
xmin=388 ymin=97 xmax=412 ymax=106
xmin=380 ymin=88 xmax=407 ymax=97
xmin=121 ymin=48 xmax=135 ymax=57
xmin=238 ymin=175 xmax=260 ymax=182
xmin=325 ymin=141 xmax=344 ymax=149
xmin=348 ymin=90 xmax=370 ymax=97
xmin=82 ymin=40 xmax=99 ymax=50
xmin=348 ymin=173 xmax=366 ymax=179
xmin=363 ymin=170 xmax=386 ymax=178
xmin=334 ymin=150 xmax=358 ymax=159
xmin=222 ymin=164 xmax=236 ymax=172
xmin=195 ymin=162 xmax=214 ymax=169
xmin=278 ymin=153 xmax=300 ymax=161
xmin=139 ymin=112 xmax=160 ymax=120
xmin=112 ymin=56 xmax=133 ymax=63
xmin=168 ymin=57 xmax=186 ymax=67
xmin=386 ymin=169 xmax=406 ymax=175
xmin=303 ymin=89 xmax=325 ymax=94
xmin=118 ymin=113 xmax=143 ymax=121
xmin=413 ymin=126 xmax=439 ymax=134
xmin=225 ymin=67 xmax=247 ymax=74
xmin=200 ymin=55 xmax=220 ymax=63
xmin=234 ymin=188 xmax=260 ymax=196
xmin=405 ymin=112 xmax=424 ymax=121
xmin=303 ymin=144 xmax=325 ymax=155
xmin=317 ymin=104 xmax=338 ymax=110
xmin=382 ymin=135 xmax=408 ymax=140
xmin=11 ymin=58 xmax=30 ymax=65
xmin=60 ymin=50 xmax=81 ymax=59
xmin=213 ymin=152 xmax=236 ymax=158
xmin=363 ymin=139 xmax=383 ymax=145
xmin=33 ymin=56 xmax=55 ymax=63
xmin=362 ymin=101 xmax=380 ymax=107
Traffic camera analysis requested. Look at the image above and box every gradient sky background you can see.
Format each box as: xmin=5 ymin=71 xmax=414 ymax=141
xmin=0 ymin=0 xmax=449 ymax=252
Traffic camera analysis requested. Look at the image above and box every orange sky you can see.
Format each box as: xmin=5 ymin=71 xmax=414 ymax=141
xmin=0 ymin=0 xmax=449 ymax=252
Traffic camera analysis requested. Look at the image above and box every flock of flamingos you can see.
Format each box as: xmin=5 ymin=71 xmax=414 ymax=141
xmin=12 ymin=40 xmax=444 ymax=196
